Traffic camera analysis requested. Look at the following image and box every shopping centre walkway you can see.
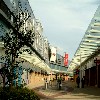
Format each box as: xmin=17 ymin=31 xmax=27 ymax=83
xmin=32 ymin=80 xmax=100 ymax=100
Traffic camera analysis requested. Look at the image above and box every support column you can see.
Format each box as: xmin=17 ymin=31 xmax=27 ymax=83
xmin=85 ymin=69 xmax=89 ymax=86
xmin=79 ymin=69 xmax=82 ymax=88
xmin=89 ymin=68 xmax=90 ymax=86
xmin=98 ymin=65 xmax=100 ymax=88
xmin=97 ymin=65 xmax=98 ymax=87
xmin=79 ymin=53 xmax=82 ymax=88
xmin=90 ymin=67 xmax=96 ymax=86
xmin=94 ymin=58 xmax=100 ymax=87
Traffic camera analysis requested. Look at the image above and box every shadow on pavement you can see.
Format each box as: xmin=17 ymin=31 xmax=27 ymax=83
xmin=32 ymin=81 xmax=74 ymax=99
xmin=32 ymin=81 xmax=100 ymax=100
xmin=71 ymin=86 xmax=100 ymax=99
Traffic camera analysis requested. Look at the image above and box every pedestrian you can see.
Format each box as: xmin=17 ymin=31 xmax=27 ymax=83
xmin=81 ymin=76 xmax=85 ymax=88
xmin=76 ymin=76 xmax=80 ymax=88
xmin=57 ymin=77 xmax=62 ymax=90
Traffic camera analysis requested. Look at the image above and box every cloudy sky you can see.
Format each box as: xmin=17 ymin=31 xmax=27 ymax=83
xmin=28 ymin=0 xmax=99 ymax=60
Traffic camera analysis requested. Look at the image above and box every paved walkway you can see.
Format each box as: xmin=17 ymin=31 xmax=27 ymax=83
xmin=32 ymin=80 xmax=100 ymax=100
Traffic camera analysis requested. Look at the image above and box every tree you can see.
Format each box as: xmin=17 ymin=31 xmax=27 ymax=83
xmin=0 ymin=0 xmax=34 ymax=88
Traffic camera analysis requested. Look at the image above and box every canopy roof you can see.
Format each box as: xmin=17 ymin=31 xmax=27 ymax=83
xmin=19 ymin=49 xmax=51 ymax=73
xmin=68 ymin=5 xmax=100 ymax=72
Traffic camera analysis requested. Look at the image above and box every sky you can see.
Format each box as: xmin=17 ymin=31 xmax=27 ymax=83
xmin=28 ymin=0 xmax=99 ymax=60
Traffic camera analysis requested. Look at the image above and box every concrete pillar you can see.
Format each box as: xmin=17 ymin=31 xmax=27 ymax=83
xmin=97 ymin=65 xmax=98 ymax=87
xmin=89 ymin=68 xmax=90 ymax=86
xmin=79 ymin=69 xmax=82 ymax=88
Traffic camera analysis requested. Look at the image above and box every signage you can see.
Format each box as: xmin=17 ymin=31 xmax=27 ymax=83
xmin=64 ymin=53 xmax=68 ymax=66
xmin=94 ymin=58 xmax=100 ymax=66
xmin=50 ymin=47 xmax=57 ymax=63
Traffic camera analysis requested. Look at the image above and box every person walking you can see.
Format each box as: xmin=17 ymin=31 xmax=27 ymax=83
xmin=81 ymin=76 xmax=85 ymax=88
xmin=76 ymin=76 xmax=80 ymax=88
xmin=57 ymin=77 xmax=62 ymax=90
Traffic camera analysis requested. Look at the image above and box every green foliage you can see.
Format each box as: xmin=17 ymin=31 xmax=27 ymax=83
xmin=0 ymin=0 xmax=34 ymax=87
xmin=0 ymin=87 xmax=40 ymax=100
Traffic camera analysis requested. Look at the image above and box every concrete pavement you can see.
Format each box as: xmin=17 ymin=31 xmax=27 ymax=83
xmin=32 ymin=81 xmax=100 ymax=100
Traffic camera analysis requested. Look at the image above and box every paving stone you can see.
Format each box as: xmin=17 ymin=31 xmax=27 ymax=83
xmin=32 ymin=81 xmax=100 ymax=100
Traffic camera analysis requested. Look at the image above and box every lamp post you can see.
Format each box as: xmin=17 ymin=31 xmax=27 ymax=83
xmin=79 ymin=53 xmax=82 ymax=88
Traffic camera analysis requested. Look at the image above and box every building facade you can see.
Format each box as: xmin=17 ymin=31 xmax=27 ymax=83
xmin=0 ymin=0 xmax=51 ymax=87
xmin=71 ymin=5 xmax=100 ymax=88
xmin=0 ymin=0 xmax=68 ymax=87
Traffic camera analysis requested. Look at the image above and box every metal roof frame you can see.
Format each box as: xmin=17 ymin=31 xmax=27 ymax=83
xmin=68 ymin=5 xmax=100 ymax=72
